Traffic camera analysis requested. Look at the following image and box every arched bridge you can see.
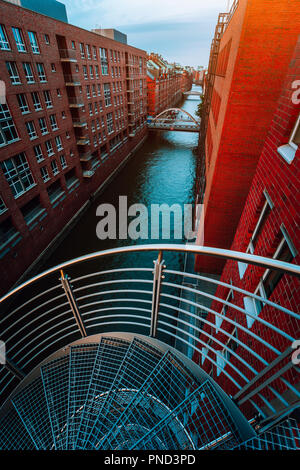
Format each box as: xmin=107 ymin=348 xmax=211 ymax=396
xmin=147 ymin=108 xmax=200 ymax=133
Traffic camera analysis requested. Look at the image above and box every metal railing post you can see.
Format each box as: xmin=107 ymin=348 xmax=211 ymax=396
xmin=60 ymin=270 xmax=87 ymax=338
xmin=150 ymin=251 xmax=165 ymax=338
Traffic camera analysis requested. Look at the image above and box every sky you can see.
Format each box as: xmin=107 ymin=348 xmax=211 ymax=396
xmin=61 ymin=0 xmax=232 ymax=68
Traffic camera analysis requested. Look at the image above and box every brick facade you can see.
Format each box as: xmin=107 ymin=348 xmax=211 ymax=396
xmin=193 ymin=37 xmax=300 ymax=419
xmin=0 ymin=0 xmax=148 ymax=295
xmin=195 ymin=0 xmax=300 ymax=273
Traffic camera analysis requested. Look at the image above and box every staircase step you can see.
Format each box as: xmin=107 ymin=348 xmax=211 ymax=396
xmin=86 ymin=337 xmax=164 ymax=446
xmin=0 ymin=406 xmax=36 ymax=450
xmin=41 ymin=355 xmax=70 ymax=449
xmin=75 ymin=336 xmax=131 ymax=448
xmin=12 ymin=376 xmax=53 ymax=449
xmin=90 ymin=350 xmax=196 ymax=449
xmin=67 ymin=343 xmax=98 ymax=449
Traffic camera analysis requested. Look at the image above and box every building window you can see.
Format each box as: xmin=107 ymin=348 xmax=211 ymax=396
xmin=238 ymin=191 xmax=274 ymax=278
xmin=43 ymin=90 xmax=52 ymax=108
xmin=23 ymin=62 xmax=35 ymax=83
xmin=71 ymin=41 xmax=76 ymax=50
xmin=55 ymin=135 xmax=63 ymax=151
xmin=86 ymin=85 xmax=91 ymax=98
xmin=95 ymin=65 xmax=99 ymax=79
xmin=50 ymin=114 xmax=58 ymax=131
xmin=34 ymin=144 xmax=44 ymax=162
xmin=44 ymin=34 xmax=50 ymax=45
xmin=86 ymin=44 xmax=91 ymax=60
xmin=100 ymin=48 xmax=108 ymax=75
xmin=31 ymin=91 xmax=42 ymax=111
xmin=40 ymin=165 xmax=49 ymax=182
xmin=57 ymin=89 xmax=62 ymax=98
xmin=104 ymin=83 xmax=111 ymax=107
xmin=17 ymin=93 xmax=30 ymax=114
xmin=0 ymin=104 xmax=18 ymax=146
xmin=65 ymin=168 xmax=78 ymax=189
xmin=1 ymin=152 xmax=35 ymax=198
xmin=0 ymin=196 xmax=6 ymax=214
xmin=83 ymin=65 xmax=88 ymax=80
xmin=21 ymin=196 xmax=44 ymax=225
xmin=216 ymin=289 xmax=233 ymax=333
xmin=47 ymin=179 xmax=64 ymax=203
xmin=106 ymin=112 xmax=114 ymax=134
xmin=26 ymin=120 xmax=37 ymax=140
xmin=278 ymin=114 xmax=300 ymax=164
xmin=51 ymin=63 xmax=56 ymax=72
xmin=6 ymin=61 xmax=21 ymax=84
xmin=89 ymin=65 xmax=94 ymax=79
xmin=51 ymin=159 xmax=59 ymax=175
xmin=0 ymin=25 xmax=10 ymax=50
xmin=28 ymin=31 xmax=39 ymax=54
xmin=36 ymin=63 xmax=47 ymax=82
xmin=80 ymin=42 xmax=85 ymax=59
xmin=60 ymin=154 xmax=67 ymax=169
xmin=38 ymin=117 xmax=48 ymax=135
xmin=0 ymin=217 xmax=18 ymax=248
xmin=93 ymin=46 xmax=97 ymax=60
xmin=244 ymin=230 xmax=296 ymax=329
xmin=45 ymin=139 xmax=54 ymax=156
xmin=12 ymin=27 xmax=26 ymax=52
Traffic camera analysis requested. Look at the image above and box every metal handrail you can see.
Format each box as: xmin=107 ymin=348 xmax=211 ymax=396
xmin=0 ymin=244 xmax=299 ymax=421
xmin=1 ymin=244 xmax=299 ymax=303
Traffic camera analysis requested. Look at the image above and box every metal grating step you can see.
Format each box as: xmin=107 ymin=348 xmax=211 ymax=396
xmin=12 ymin=376 xmax=53 ymax=449
xmin=75 ymin=337 xmax=131 ymax=449
xmin=41 ymin=355 xmax=70 ymax=449
xmin=67 ymin=343 xmax=98 ymax=449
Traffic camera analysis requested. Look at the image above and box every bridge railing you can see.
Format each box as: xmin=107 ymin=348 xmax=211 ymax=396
xmin=0 ymin=244 xmax=299 ymax=422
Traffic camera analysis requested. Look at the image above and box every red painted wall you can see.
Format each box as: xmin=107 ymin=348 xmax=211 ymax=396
xmin=196 ymin=0 xmax=300 ymax=273
xmin=193 ymin=37 xmax=300 ymax=419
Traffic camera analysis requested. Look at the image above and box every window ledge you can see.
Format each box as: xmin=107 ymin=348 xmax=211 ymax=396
xmin=277 ymin=144 xmax=296 ymax=164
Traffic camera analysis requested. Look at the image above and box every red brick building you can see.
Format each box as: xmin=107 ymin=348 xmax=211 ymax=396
xmin=0 ymin=0 xmax=148 ymax=295
xmin=193 ymin=36 xmax=300 ymax=419
xmin=146 ymin=54 xmax=192 ymax=117
xmin=195 ymin=0 xmax=300 ymax=273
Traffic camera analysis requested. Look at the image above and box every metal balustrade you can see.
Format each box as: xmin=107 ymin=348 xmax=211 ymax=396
xmin=0 ymin=244 xmax=299 ymax=449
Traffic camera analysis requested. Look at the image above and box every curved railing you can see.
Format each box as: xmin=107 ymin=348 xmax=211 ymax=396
xmin=0 ymin=244 xmax=299 ymax=422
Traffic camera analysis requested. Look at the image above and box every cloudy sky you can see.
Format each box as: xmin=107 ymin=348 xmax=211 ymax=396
xmin=61 ymin=0 xmax=231 ymax=68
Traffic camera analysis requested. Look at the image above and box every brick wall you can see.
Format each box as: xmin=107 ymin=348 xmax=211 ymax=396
xmin=195 ymin=0 xmax=300 ymax=273
xmin=193 ymin=37 xmax=300 ymax=419
xmin=0 ymin=0 xmax=148 ymax=295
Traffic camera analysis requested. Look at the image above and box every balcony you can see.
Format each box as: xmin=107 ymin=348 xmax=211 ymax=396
xmin=72 ymin=118 xmax=87 ymax=128
xmin=76 ymin=136 xmax=90 ymax=146
xmin=68 ymin=97 xmax=84 ymax=108
xmin=0 ymin=245 xmax=298 ymax=450
xmin=64 ymin=74 xmax=81 ymax=86
xmin=79 ymin=151 xmax=92 ymax=161
xmin=82 ymin=170 xmax=95 ymax=178
xmin=59 ymin=49 xmax=77 ymax=63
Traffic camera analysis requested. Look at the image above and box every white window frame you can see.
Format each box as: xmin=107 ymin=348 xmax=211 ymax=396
xmin=278 ymin=114 xmax=300 ymax=164
xmin=28 ymin=31 xmax=40 ymax=54
xmin=216 ymin=287 xmax=233 ymax=333
xmin=6 ymin=61 xmax=21 ymax=84
xmin=12 ymin=27 xmax=26 ymax=52
xmin=17 ymin=93 xmax=30 ymax=114
xmin=0 ymin=25 xmax=10 ymax=50
xmin=238 ymin=191 xmax=273 ymax=278
xmin=26 ymin=120 xmax=37 ymax=140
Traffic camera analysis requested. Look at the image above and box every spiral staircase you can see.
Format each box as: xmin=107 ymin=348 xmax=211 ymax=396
xmin=0 ymin=245 xmax=299 ymax=450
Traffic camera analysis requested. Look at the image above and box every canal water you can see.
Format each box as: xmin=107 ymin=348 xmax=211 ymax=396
xmin=25 ymin=85 xmax=202 ymax=350
xmin=0 ymin=87 xmax=202 ymax=381
xmin=43 ymin=86 xmax=201 ymax=274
